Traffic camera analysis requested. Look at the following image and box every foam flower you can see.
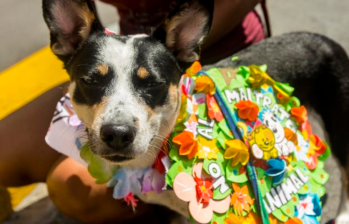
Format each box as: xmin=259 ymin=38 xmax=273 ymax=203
xmin=304 ymin=135 xmax=327 ymax=170
xmin=176 ymin=94 xmax=188 ymax=124
xmin=230 ymin=183 xmax=254 ymax=215
xmin=185 ymin=61 xmax=202 ymax=77
xmin=235 ymin=100 xmax=259 ymax=121
xmin=182 ymin=76 xmax=195 ymax=96
xmin=193 ymin=174 xmax=214 ymax=204
xmin=142 ymin=168 xmax=165 ymax=194
xmin=290 ymin=106 xmax=312 ymax=135
xmin=290 ymin=106 xmax=308 ymax=124
xmin=107 ymin=169 xmax=145 ymax=199
xmin=207 ymin=94 xmax=224 ymax=122
xmin=197 ymin=136 xmax=219 ymax=160
xmin=173 ymin=163 xmax=231 ymax=223
xmin=184 ymin=121 xmax=198 ymax=137
xmin=265 ymin=158 xmax=287 ymax=185
xmin=123 ymin=193 xmax=138 ymax=212
xmin=225 ymin=212 xmax=261 ymax=224
xmin=308 ymin=135 xmax=327 ymax=156
xmin=295 ymin=194 xmax=322 ymax=224
xmin=172 ymin=131 xmax=198 ymax=159
xmin=285 ymin=217 xmax=303 ymax=224
xmin=224 ymin=139 xmax=250 ymax=167
xmin=194 ymin=76 xmax=216 ymax=95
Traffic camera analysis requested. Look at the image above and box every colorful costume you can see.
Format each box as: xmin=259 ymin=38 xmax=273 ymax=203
xmin=46 ymin=61 xmax=330 ymax=224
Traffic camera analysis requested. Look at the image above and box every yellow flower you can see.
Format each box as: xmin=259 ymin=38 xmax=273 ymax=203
xmin=176 ymin=94 xmax=187 ymax=124
xmin=194 ymin=76 xmax=216 ymax=95
xmin=224 ymin=139 xmax=250 ymax=166
xmin=197 ymin=137 xmax=218 ymax=159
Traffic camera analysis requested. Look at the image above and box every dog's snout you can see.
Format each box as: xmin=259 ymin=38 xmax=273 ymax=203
xmin=100 ymin=125 xmax=135 ymax=149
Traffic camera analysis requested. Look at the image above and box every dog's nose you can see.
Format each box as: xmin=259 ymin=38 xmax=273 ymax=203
xmin=100 ymin=125 xmax=135 ymax=149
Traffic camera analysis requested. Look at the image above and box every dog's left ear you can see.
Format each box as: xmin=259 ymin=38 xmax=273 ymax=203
xmin=43 ymin=0 xmax=104 ymax=63
xmin=152 ymin=0 xmax=214 ymax=63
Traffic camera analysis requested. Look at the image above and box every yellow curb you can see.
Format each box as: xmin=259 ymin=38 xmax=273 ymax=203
xmin=0 ymin=46 xmax=69 ymax=120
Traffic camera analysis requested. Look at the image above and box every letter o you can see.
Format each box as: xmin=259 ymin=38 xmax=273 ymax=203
xmin=208 ymin=163 xmax=221 ymax=178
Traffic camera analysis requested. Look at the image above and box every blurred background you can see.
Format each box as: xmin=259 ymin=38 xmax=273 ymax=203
xmin=1 ymin=0 xmax=349 ymax=71
xmin=0 ymin=0 xmax=348 ymax=223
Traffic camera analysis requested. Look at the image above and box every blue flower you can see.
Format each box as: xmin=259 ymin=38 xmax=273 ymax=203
xmin=295 ymin=194 xmax=322 ymax=224
xmin=107 ymin=168 xmax=149 ymax=199
xmin=266 ymin=158 xmax=287 ymax=185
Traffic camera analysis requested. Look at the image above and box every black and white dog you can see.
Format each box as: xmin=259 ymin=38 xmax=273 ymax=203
xmin=42 ymin=0 xmax=349 ymax=222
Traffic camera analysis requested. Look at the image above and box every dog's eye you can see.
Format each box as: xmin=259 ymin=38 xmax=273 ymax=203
xmin=81 ymin=76 xmax=98 ymax=85
xmin=146 ymin=81 xmax=165 ymax=88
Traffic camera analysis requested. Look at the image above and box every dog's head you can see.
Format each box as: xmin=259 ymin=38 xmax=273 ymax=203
xmin=43 ymin=0 xmax=213 ymax=168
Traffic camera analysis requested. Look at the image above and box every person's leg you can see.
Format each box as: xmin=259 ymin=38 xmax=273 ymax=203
xmin=0 ymin=84 xmax=156 ymax=223
xmin=47 ymin=157 xmax=152 ymax=224
xmin=201 ymin=10 xmax=265 ymax=65
xmin=0 ymin=84 xmax=66 ymax=186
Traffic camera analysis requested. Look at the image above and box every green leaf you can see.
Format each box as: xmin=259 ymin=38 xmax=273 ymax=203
xmin=310 ymin=166 xmax=329 ymax=185
xmin=318 ymin=144 xmax=331 ymax=161
xmin=226 ymin=164 xmax=248 ymax=184
xmin=213 ymin=185 xmax=232 ymax=200
xmin=198 ymin=103 xmax=207 ymax=120
xmin=280 ymin=199 xmax=295 ymax=218
xmin=166 ymin=161 xmax=191 ymax=187
xmin=272 ymin=208 xmax=289 ymax=222
xmin=80 ymin=145 xmax=117 ymax=184
xmin=169 ymin=146 xmax=180 ymax=162
xmin=211 ymin=212 xmax=228 ymax=224
xmin=218 ymin=120 xmax=234 ymax=138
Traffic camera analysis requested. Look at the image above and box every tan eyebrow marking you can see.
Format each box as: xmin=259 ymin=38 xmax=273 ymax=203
xmin=137 ymin=67 xmax=150 ymax=79
xmin=97 ymin=64 xmax=109 ymax=76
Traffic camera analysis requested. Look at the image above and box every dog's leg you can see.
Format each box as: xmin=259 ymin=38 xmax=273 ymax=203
xmin=138 ymin=191 xmax=189 ymax=218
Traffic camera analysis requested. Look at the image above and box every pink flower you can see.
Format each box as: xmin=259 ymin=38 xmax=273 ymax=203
xmin=173 ymin=163 xmax=231 ymax=223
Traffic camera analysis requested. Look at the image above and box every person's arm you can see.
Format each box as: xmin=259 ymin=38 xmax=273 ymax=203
xmin=203 ymin=0 xmax=261 ymax=49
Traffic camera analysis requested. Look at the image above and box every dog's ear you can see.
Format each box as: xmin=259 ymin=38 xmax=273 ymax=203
xmin=152 ymin=0 xmax=214 ymax=63
xmin=43 ymin=0 xmax=103 ymax=63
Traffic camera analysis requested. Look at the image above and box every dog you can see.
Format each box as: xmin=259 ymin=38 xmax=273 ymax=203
xmin=42 ymin=0 xmax=349 ymax=222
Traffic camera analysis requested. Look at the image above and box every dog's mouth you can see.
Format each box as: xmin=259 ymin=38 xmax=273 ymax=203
xmin=100 ymin=153 xmax=135 ymax=163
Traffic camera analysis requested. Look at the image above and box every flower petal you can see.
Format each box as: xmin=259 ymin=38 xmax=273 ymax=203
xmin=291 ymin=105 xmax=308 ymax=124
xmin=173 ymin=172 xmax=196 ymax=202
xmin=210 ymin=195 xmax=231 ymax=213
xmin=189 ymin=200 xmax=213 ymax=224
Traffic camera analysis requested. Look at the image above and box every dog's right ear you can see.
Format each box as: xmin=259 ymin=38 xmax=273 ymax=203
xmin=43 ymin=0 xmax=103 ymax=63
xmin=152 ymin=0 xmax=214 ymax=63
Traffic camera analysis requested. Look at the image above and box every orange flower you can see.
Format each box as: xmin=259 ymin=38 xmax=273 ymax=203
xmin=185 ymin=61 xmax=202 ymax=77
xmin=194 ymin=76 xmax=216 ymax=95
xmin=269 ymin=215 xmax=284 ymax=224
xmin=172 ymin=131 xmax=198 ymax=159
xmin=284 ymin=127 xmax=298 ymax=146
xmin=230 ymin=183 xmax=254 ymax=215
xmin=224 ymin=139 xmax=250 ymax=166
xmin=235 ymin=100 xmax=259 ymax=121
xmin=290 ymin=106 xmax=308 ymax=124
xmin=309 ymin=134 xmax=327 ymax=156
xmin=207 ymin=94 xmax=224 ymax=122
xmin=285 ymin=217 xmax=303 ymax=224
xmin=225 ymin=212 xmax=261 ymax=224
